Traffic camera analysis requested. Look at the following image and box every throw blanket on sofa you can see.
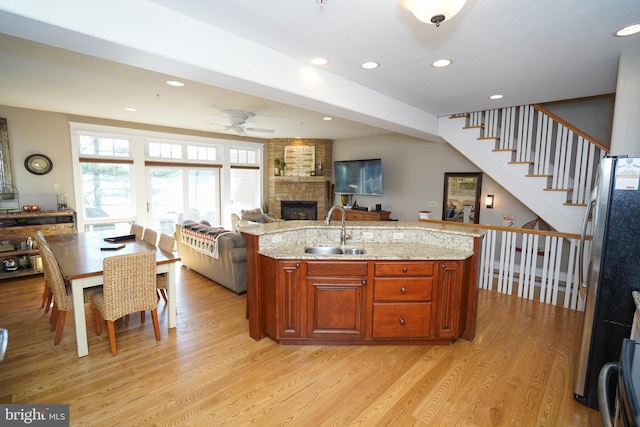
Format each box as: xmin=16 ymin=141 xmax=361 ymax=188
xmin=180 ymin=223 xmax=232 ymax=259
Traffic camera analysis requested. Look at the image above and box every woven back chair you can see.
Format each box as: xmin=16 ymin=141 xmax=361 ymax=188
xmin=90 ymin=251 xmax=160 ymax=355
xmin=155 ymin=233 xmax=176 ymax=303
xmin=130 ymin=223 xmax=144 ymax=240
xmin=40 ymin=244 xmax=73 ymax=345
xmin=142 ymin=228 xmax=158 ymax=246
xmin=158 ymin=233 xmax=175 ymax=252
xmin=34 ymin=230 xmax=53 ymax=311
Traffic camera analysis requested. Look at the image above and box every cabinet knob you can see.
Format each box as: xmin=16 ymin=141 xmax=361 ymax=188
xmin=400 ymin=286 xmax=407 ymax=294
xmin=402 ymin=267 xmax=408 ymax=273
xmin=399 ymin=317 xmax=405 ymax=326
xmin=441 ymin=263 xmax=446 ymax=269
xmin=361 ymin=279 xmax=367 ymax=286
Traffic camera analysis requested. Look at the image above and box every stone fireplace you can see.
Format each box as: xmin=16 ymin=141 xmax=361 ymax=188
xmin=267 ymin=139 xmax=333 ymax=220
xmin=281 ymin=201 xmax=318 ymax=220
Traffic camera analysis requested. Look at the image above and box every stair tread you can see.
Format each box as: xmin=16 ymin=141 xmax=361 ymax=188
xmin=544 ymin=188 xmax=572 ymax=192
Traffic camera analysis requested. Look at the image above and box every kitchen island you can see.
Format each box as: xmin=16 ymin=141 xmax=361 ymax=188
xmin=241 ymin=220 xmax=485 ymax=345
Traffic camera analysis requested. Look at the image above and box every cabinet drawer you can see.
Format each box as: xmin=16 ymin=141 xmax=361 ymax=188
xmin=374 ymin=262 xmax=434 ymax=277
xmin=372 ymin=303 xmax=431 ymax=338
xmin=373 ymin=278 xmax=433 ymax=301
xmin=307 ymin=261 xmax=368 ymax=277
xmin=39 ymin=223 xmax=75 ymax=235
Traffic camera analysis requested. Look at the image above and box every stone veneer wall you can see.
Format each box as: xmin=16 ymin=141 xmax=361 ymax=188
xmin=267 ymin=138 xmax=333 ymax=219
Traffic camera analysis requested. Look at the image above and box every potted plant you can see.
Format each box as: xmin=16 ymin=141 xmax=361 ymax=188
xmin=274 ymin=158 xmax=282 ymax=176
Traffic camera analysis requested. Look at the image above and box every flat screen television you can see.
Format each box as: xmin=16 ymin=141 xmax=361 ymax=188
xmin=334 ymin=158 xmax=383 ymax=195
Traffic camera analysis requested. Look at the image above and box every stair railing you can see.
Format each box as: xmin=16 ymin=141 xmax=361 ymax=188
xmin=460 ymin=104 xmax=609 ymax=206
xmin=424 ymin=219 xmax=588 ymax=311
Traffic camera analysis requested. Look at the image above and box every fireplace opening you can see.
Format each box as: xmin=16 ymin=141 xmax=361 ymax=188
xmin=281 ymin=201 xmax=318 ymax=220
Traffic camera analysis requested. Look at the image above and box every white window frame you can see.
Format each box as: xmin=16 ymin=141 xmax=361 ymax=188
xmin=69 ymin=122 xmax=264 ymax=231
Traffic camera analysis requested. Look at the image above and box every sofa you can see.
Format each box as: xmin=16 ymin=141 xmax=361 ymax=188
xmin=175 ymin=223 xmax=247 ymax=294
xmin=231 ymin=208 xmax=283 ymax=232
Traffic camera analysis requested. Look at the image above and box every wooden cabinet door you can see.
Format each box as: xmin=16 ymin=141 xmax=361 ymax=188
xmin=307 ymin=277 xmax=367 ymax=339
xmin=434 ymin=261 xmax=462 ymax=338
xmin=279 ymin=260 xmax=305 ymax=338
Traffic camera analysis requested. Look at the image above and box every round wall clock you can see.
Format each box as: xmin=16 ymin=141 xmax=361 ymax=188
xmin=24 ymin=154 xmax=53 ymax=175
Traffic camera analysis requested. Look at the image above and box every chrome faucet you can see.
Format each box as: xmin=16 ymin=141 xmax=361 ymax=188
xmin=325 ymin=205 xmax=351 ymax=245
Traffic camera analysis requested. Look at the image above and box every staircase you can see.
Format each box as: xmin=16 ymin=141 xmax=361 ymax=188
xmin=438 ymin=104 xmax=609 ymax=234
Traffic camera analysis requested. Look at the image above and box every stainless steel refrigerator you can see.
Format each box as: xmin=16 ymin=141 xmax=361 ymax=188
xmin=574 ymin=156 xmax=640 ymax=409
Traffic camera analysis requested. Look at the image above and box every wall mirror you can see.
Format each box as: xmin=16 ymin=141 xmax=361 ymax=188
xmin=0 ymin=118 xmax=14 ymax=191
xmin=442 ymin=172 xmax=482 ymax=224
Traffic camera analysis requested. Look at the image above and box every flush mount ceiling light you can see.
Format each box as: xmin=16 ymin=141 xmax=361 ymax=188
xmin=489 ymin=94 xmax=503 ymax=100
xmin=400 ymin=0 xmax=467 ymax=27
xmin=615 ymin=23 xmax=640 ymax=37
xmin=361 ymin=61 xmax=380 ymax=70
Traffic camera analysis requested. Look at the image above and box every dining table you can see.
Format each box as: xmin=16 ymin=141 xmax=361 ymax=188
xmin=46 ymin=231 xmax=181 ymax=357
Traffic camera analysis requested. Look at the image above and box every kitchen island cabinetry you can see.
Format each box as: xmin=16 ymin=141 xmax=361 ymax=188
xmin=259 ymin=257 xmax=466 ymax=345
xmin=306 ymin=261 xmax=368 ymax=340
xmin=242 ymin=220 xmax=484 ymax=345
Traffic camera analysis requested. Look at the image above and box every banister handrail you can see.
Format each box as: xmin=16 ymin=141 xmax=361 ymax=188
xmin=421 ymin=219 xmax=587 ymax=240
xmin=531 ymin=104 xmax=610 ymax=153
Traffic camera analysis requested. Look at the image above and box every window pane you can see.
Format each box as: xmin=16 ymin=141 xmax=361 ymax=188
xmin=230 ymin=167 xmax=260 ymax=213
xmin=189 ymin=169 xmax=219 ymax=225
xmin=81 ymin=162 xmax=133 ymax=221
xmin=149 ymin=167 xmax=219 ymax=234
xmin=79 ymin=135 xmax=130 ymax=157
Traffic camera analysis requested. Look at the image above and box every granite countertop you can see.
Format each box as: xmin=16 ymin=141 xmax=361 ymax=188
xmin=633 ymin=291 xmax=640 ymax=314
xmin=241 ymin=220 xmax=484 ymax=261
xmin=258 ymin=242 xmax=473 ymax=261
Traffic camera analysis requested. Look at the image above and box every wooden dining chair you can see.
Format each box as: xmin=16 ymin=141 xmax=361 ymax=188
xmin=142 ymin=228 xmax=158 ymax=246
xmin=90 ymin=251 xmax=160 ymax=356
xmin=33 ymin=230 xmax=53 ymax=311
xmin=155 ymin=233 xmax=176 ymax=303
xmin=130 ymin=223 xmax=144 ymax=240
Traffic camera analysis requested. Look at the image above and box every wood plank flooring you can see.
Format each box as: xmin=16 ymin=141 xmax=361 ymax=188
xmin=0 ymin=266 xmax=602 ymax=426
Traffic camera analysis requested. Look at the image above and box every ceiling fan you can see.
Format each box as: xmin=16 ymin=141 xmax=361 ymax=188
xmin=207 ymin=109 xmax=275 ymax=134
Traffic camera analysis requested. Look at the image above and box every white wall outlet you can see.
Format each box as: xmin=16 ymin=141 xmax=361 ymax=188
xmin=362 ymin=231 xmax=374 ymax=240
xmin=272 ymin=234 xmax=283 ymax=243
xmin=428 ymin=201 xmax=438 ymax=207
xmin=392 ymin=232 xmax=404 ymax=240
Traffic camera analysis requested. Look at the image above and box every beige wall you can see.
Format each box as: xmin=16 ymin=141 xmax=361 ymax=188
xmin=333 ymin=133 xmax=537 ymax=226
xmin=0 ymin=104 xmax=267 ymax=212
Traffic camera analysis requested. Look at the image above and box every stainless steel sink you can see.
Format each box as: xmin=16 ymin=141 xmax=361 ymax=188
xmin=343 ymin=247 xmax=366 ymax=255
xmin=303 ymin=246 xmax=366 ymax=255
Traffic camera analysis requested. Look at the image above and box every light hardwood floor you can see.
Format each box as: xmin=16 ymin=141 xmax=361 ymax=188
xmin=0 ymin=266 xmax=602 ymax=426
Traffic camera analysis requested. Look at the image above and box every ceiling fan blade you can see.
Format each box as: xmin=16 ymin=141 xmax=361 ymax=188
xmin=244 ymin=127 xmax=275 ymax=133
xmin=204 ymin=121 xmax=232 ymax=129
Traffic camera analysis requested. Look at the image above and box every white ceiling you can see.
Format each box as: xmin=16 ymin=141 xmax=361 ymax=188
xmin=0 ymin=0 xmax=638 ymax=141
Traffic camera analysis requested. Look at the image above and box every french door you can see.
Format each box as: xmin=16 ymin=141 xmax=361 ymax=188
xmin=147 ymin=165 xmax=220 ymax=235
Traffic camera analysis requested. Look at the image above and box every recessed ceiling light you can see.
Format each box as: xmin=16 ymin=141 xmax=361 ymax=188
xmin=615 ymin=23 xmax=640 ymax=37
xmin=361 ymin=61 xmax=379 ymax=70
xmin=489 ymin=94 xmax=503 ymax=100
xmin=311 ymin=57 xmax=329 ymax=66
xmin=125 ymin=107 xmax=137 ymax=112
xmin=166 ymin=80 xmax=185 ymax=87
xmin=432 ymin=59 xmax=452 ymax=68
xmin=323 ymin=116 xmax=332 ymax=121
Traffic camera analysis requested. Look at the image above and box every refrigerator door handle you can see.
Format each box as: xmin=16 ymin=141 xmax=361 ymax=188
xmin=578 ymin=189 xmax=596 ymax=297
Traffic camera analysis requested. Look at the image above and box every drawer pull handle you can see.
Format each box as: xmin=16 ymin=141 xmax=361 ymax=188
xmin=400 ymin=286 xmax=407 ymax=294
xmin=402 ymin=267 xmax=408 ymax=273
xmin=399 ymin=317 xmax=405 ymax=326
